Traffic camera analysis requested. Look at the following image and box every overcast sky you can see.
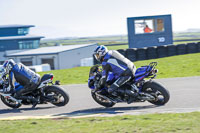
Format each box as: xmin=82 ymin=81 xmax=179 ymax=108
xmin=0 ymin=0 xmax=200 ymax=39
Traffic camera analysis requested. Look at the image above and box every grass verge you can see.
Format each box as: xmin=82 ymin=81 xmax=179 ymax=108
xmin=0 ymin=112 xmax=200 ymax=133
xmin=38 ymin=53 xmax=200 ymax=85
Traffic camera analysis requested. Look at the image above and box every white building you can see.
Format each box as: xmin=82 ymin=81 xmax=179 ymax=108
xmin=6 ymin=43 xmax=97 ymax=70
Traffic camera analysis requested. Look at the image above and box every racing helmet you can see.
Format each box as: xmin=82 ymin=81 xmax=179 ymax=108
xmin=94 ymin=45 xmax=108 ymax=62
xmin=2 ymin=59 xmax=15 ymax=74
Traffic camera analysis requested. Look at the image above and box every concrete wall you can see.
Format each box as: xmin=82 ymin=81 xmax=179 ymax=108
xmin=6 ymin=44 xmax=97 ymax=70
xmin=33 ymin=54 xmax=59 ymax=69
xmin=58 ymin=44 xmax=97 ymax=69
xmin=6 ymin=54 xmax=58 ymax=69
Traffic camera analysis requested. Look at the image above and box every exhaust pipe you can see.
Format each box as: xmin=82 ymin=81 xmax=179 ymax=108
xmin=0 ymin=92 xmax=22 ymax=104
xmin=95 ymin=93 xmax=118 ymax=103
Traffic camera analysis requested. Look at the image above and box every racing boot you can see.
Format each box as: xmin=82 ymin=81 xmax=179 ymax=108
xmin=15 ymin=88 xmax=39 ymax=108
xmin=108 ymin=84 xmax=118 ymax=96
xmin=126 ymin=90 xmax=136 ymax=104
xmin=30 ymin=96 xmax=39 ymax=108
xmin=126 ymin=89 xmax=139 ymax=104
xmin=108 ymin=76 xmax=132 ymax=96
xmin=126 ymin=83 xmax=140 ymax=104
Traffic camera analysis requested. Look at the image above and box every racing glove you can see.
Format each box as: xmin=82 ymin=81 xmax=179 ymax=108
xmin=3 ymin=86 xmax=11 ymax=93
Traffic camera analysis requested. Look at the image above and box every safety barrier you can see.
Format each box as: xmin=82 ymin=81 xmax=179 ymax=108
xmin=157 ymin=45 xmax=168 ymax=58
xmin=126 ymin=48 xmax=137 ymax=61
xmin=146 ymin=46 xmax=157 ymax=59
xmin=93 ymin=42 xmax=200 ymax=64
xmin=167 ymin=45 xmax=176 ymax=56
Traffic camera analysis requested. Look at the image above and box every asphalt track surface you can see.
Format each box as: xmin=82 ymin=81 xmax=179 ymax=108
xmin=0 ymin=76 xmax=200 ymax=119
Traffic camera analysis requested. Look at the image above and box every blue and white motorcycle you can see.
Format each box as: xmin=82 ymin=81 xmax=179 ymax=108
xmin=0 ymin=73 xmax=69 ymax=108
xmin=88 ymin=62 xmax=170 ymax=107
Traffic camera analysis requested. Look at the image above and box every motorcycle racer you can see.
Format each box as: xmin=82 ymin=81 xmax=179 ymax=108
xmin=1 ymin=59 xmax=41 ymax=107
xmin=93 ymin=45 xmax=137 ymax=103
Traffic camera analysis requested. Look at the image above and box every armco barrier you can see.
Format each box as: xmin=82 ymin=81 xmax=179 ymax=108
xmin=125 ymin=48 xmax=137 ymax=62
xmin=93 ymin=42 xmax=200 ymax=65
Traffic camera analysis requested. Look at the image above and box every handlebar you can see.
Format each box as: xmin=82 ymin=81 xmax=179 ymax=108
xmin=89 ymin=65 xmax=102 ymax=77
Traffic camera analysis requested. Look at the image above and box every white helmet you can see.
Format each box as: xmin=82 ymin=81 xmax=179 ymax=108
xmin=2 ymin=59 xmax=15 ymax=74
xmin=94 ymin=45 xmax=108 ymax=62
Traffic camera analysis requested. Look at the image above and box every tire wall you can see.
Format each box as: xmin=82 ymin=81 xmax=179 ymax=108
xmin=93 ymin=42 xmax=200 ymax=64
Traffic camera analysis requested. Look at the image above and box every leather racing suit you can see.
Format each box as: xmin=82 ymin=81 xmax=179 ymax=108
xmin=7 ymin=61 xmax=41 ymax=97
xmin=98 ymin=50 xmax=136 ymax=95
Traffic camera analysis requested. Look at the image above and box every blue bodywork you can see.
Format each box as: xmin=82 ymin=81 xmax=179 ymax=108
xmin=135 ymin=66 xmax=151 ymax=82
xmin=88 ymin=64 xmax=154 ymax=92
xmin=14 ymin=82 xmax=24 ymax=91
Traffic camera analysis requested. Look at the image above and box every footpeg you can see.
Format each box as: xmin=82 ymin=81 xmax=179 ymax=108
xmin=131 ymin=84 xmax=139 ymax=92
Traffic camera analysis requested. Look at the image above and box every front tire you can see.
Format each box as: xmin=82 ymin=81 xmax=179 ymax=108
xmin=44 ymin=85 xmax=69 ymax=107
xmin=1 ymin=96 xmax=22 ymax=108
xmin=142 ymin=81 xmax=170 ymax=105
xmin=91 ymin=91 xmax=115 ymax=108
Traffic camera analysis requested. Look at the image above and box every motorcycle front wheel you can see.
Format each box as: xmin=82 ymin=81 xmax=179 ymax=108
xmin=1 ymin=96 xmax=22 ymax=108
xmin=91 ymin=91 xmax=115 ymax=108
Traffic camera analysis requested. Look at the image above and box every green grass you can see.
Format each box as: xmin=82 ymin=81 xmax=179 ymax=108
xmin=134 ymin=53 xmax=200 ymax=78
xmin=39 ymin=67 xmax=90 ymax=85
xmin=38 ymin=53 xmax=200 ymax=85
xmin=1 ymin=112 xmax=200 ymax=133
xmin=107 ymin=44 xmax=128 ymax=50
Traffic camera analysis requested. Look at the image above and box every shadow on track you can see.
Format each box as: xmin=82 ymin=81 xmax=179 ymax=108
xmin=53 ymin=105 xmax=159 ymax=117
xmin=0 ymin=106 xmax=56 ymax=115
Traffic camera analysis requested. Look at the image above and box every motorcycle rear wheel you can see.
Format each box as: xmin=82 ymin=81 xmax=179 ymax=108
xmin=1 ymin=96 xmax=22 ymax=108
xmin=142 ymin=81 xmax=170 ymax=105
xmin=44 ymin=86 xmax=69 ymax=107
xmin=91 ymin=91 xmax=115 ymax=108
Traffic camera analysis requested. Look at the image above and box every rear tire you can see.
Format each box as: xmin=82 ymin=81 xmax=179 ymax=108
xmin=44 ymin=85 xmax=69 ymax=107
xmin=1 ymin=96 xmax=22 ymax=108
xmin=142 ymin=81 xmax=170 ymax=105
xmin=91 ymin=91 xmax=115 ymax=108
